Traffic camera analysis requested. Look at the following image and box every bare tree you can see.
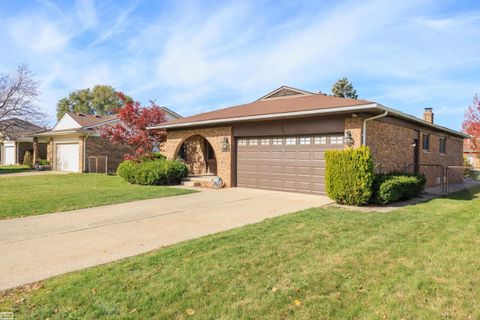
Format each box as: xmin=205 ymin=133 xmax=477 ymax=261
xmin=0 ymin=65 xmax=45 ymax=133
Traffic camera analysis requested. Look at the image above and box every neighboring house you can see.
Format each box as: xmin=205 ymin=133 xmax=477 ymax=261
xmin=149 ymin=86 xmax=468 ymax=194
xmin=32 ymin=108 xmax=182 ymax=173
xmin=0 ymin=119 xmax=46 ymax=165
xmin=464 ymin=138 xmax=480 ymax=169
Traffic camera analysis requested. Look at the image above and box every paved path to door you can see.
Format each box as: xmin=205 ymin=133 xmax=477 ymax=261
xmin=0 ymin=187 xmax=333 ymax=291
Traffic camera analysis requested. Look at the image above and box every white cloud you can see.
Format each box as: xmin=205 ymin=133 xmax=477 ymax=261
xmin=7 ymin=16 xmax=71 ymax=54
xmin=74 ymin=0 xmax=98 ymax=30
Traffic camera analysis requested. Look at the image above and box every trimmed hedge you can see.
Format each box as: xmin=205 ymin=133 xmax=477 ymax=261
xmin=325 ymin=146 xmax=375 ymax=206
xmin=371 ymin=173 xmax=426 ymax=205
xmin=117 ymin=158 xmax=188 ymax=185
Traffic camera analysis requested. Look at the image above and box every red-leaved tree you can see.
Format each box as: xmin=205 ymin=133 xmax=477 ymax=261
xmin=100 ymin=92 xmax=167 ymax=160
xmin=463 ymin=94 xmax=480 ymax=151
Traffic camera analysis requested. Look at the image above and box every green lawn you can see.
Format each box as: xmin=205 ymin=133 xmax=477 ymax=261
xmin=0 ymin=165 xmax=32 ymax=175
xmin=0 ymin=174 xmax=193 ymax=219
xmin=1 ymin=190 xmax=479 ymax=319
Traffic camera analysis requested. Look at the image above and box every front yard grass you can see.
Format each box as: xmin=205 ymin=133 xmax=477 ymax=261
xmin=0 ymin=174 xmax=193 ymax=219
xmin=0 ymin=165 xmax=32 ymax=175
xmin=1 ymin=189 xmax=479 ymax=319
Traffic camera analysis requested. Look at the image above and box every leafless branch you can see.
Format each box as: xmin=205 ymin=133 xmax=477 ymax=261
xmin=0 ymin=64 xmax=45 ymax=133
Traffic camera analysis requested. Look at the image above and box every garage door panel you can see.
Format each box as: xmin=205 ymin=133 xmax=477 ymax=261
xmin=295 ymin=166 xmax=311 ymax=175
xmin=4 ymin=146 xmax=15 ymax=165
xmin=258 ymin=151 xmax=271 ymax=159
xmin=312 ymin=167 xmax=325 ymax=176
xmin=56 ymin=143 xmax=79 ymax=172
xmin=313 ymin=152 xmax=325 ymax=160
xmin=284 ymin=151 xmax=296 ymax=159
xmin=298 ymin=151 xmax=312 ymax=160
xmin=271 ymin=152 xmax=283 ymax=159
xmin=236 ymin=136 xmax=343 ymax=194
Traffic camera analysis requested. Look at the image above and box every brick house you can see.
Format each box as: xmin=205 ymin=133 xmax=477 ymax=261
xmin=32 ymin=107 xmax=182 ymax=173
xmin=149 ymin=86 xmax=468 ymax=193
xmin=464 ymin=139 xmax=480 ymax=169
xmin=0 ymin=119 xmax=47 ymax=165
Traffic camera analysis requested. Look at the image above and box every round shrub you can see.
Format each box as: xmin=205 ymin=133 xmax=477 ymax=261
xmin=117 ymin=158 xmax=188 ymax=185
xmin=116 ymin=160 xmax=138 ymax=183
xmin=371 ymin=173 xmax=426 ymax=205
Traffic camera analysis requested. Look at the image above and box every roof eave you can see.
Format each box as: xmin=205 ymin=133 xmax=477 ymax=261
xmin=147 ymin=103 xmax=379 ymax=130
xmin=376 ymin=104 xmax=469 ymax=139
xmin=31 ymin=129 xmax=94 ymax=137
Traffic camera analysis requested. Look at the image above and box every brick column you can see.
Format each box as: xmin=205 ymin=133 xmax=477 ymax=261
xmin=47 ymin=139 xmax=53 ymax=163
xmin=32 ymin=138 xmax=39 ymax=163
xmin=344 ymin=117 xmax=363 ymax=148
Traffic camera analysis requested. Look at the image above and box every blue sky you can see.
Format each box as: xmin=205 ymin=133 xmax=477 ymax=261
xmin=0 ymin=0 xmax=479 ymax=130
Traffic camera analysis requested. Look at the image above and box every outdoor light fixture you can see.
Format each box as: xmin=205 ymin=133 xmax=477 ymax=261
xmin=221 ymin=137 xmax=230 ymax=152
xmin=344 ymin=130 xmax=354 ymax=147
xmin=412 ymin=140 xmax=417 ymax=147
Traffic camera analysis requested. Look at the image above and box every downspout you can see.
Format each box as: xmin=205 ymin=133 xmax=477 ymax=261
xmin=83 ymin=134 xmax=90 ymax=172
xmin=362 ymin=110 xmax=389 ymax=146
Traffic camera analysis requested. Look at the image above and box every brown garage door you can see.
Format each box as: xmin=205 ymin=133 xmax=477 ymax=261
xmin=236 ymin=135 xmax=344 ymax=194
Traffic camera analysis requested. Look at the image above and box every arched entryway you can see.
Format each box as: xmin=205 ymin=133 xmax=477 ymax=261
xmin=176 ymin=135 xmax=217 ymax=175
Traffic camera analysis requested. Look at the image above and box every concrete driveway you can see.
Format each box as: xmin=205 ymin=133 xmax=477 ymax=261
xmin=0 ymin=187 xmax=333 ymax=291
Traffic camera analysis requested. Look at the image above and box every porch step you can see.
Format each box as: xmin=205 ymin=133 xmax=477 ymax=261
xmin=181 ymin=181 xmax=201 ymax=187
xmin=181 ymin=175 xmax=220 ymax=188
xmin=182 ymin=175 xmax=217 ymax=182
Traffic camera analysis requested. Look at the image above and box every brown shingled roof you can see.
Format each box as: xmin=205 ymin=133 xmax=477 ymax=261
xmin=0 ymin=118 xmax=45 ymax=140
xmin=163 ymin=93 xmax=372 ymax=126
xmin=67 ymin=112 xmax=118 ymax=127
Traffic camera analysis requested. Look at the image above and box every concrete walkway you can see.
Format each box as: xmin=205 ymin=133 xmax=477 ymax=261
xmin=0 ymin=170 xmax=68 ymax=178
xmin=0 ymin=187 xmax=333 ymax=291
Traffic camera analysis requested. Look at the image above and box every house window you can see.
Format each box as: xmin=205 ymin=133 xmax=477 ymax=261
xmin=422 ymin=133 xmax=430 ymax=152
xmin=299 ymin=137 xmax=311 ymax=145
xmin=260 ymin=138 xmax=270 ymax=145
xmin=238 ymin=139 xmax=247 ymax=146
xmin=329 ymin=135 xmax=344 ymax=144
xmin=272 ymin=138 xmax=283 ymax=145
xmin=249 ymin=139 xmax=258 ymax=146
xmin=285 ymin=137 xmax=297 ymax=145
xmin=314 ymin=136 xmax=327 ymax=144
xmin=439 ymin=137 xmax=446 ymax=154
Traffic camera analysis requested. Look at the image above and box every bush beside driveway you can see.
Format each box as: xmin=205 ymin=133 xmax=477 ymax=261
xmin=1 ymin=189 xmax=479 ymax=319
xmin=0 ymin=173 xmax=193 ymax=219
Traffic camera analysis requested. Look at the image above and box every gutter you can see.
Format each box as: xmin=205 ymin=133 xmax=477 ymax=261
xmin=147 ymin=103 xmax=378 ymax=129
xmin=147 ymin=102 xmax=469 ymax=139
xmin=362 ymin=110 xmax=389 ymax=146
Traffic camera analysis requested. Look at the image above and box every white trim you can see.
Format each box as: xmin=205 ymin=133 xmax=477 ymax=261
xmin=148 ymin=103 xmax=378 ymax=129
xmin=32 ymin=130 xmax=100 ymax=137
xmin=148 ymin=102 xmax=468 ymax=139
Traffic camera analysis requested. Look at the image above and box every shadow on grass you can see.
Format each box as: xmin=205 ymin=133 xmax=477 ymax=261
xmin=0 ymin=166 xmax=33 ymax=175
xmin=446 ymin=187 xmax=480 ymax=201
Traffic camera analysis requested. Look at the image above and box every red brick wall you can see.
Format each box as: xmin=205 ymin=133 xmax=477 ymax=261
xmin=85 ymin=137 xmax=131 ymax=173
xmin=365 ymin=118 xmax=464 ymax=186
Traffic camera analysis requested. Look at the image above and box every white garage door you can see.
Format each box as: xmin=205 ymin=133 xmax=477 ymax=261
xmin=56 ymin=143 xmax=80 ymax=172
xmin=4 ymin=145 xmax=15 ymax=165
